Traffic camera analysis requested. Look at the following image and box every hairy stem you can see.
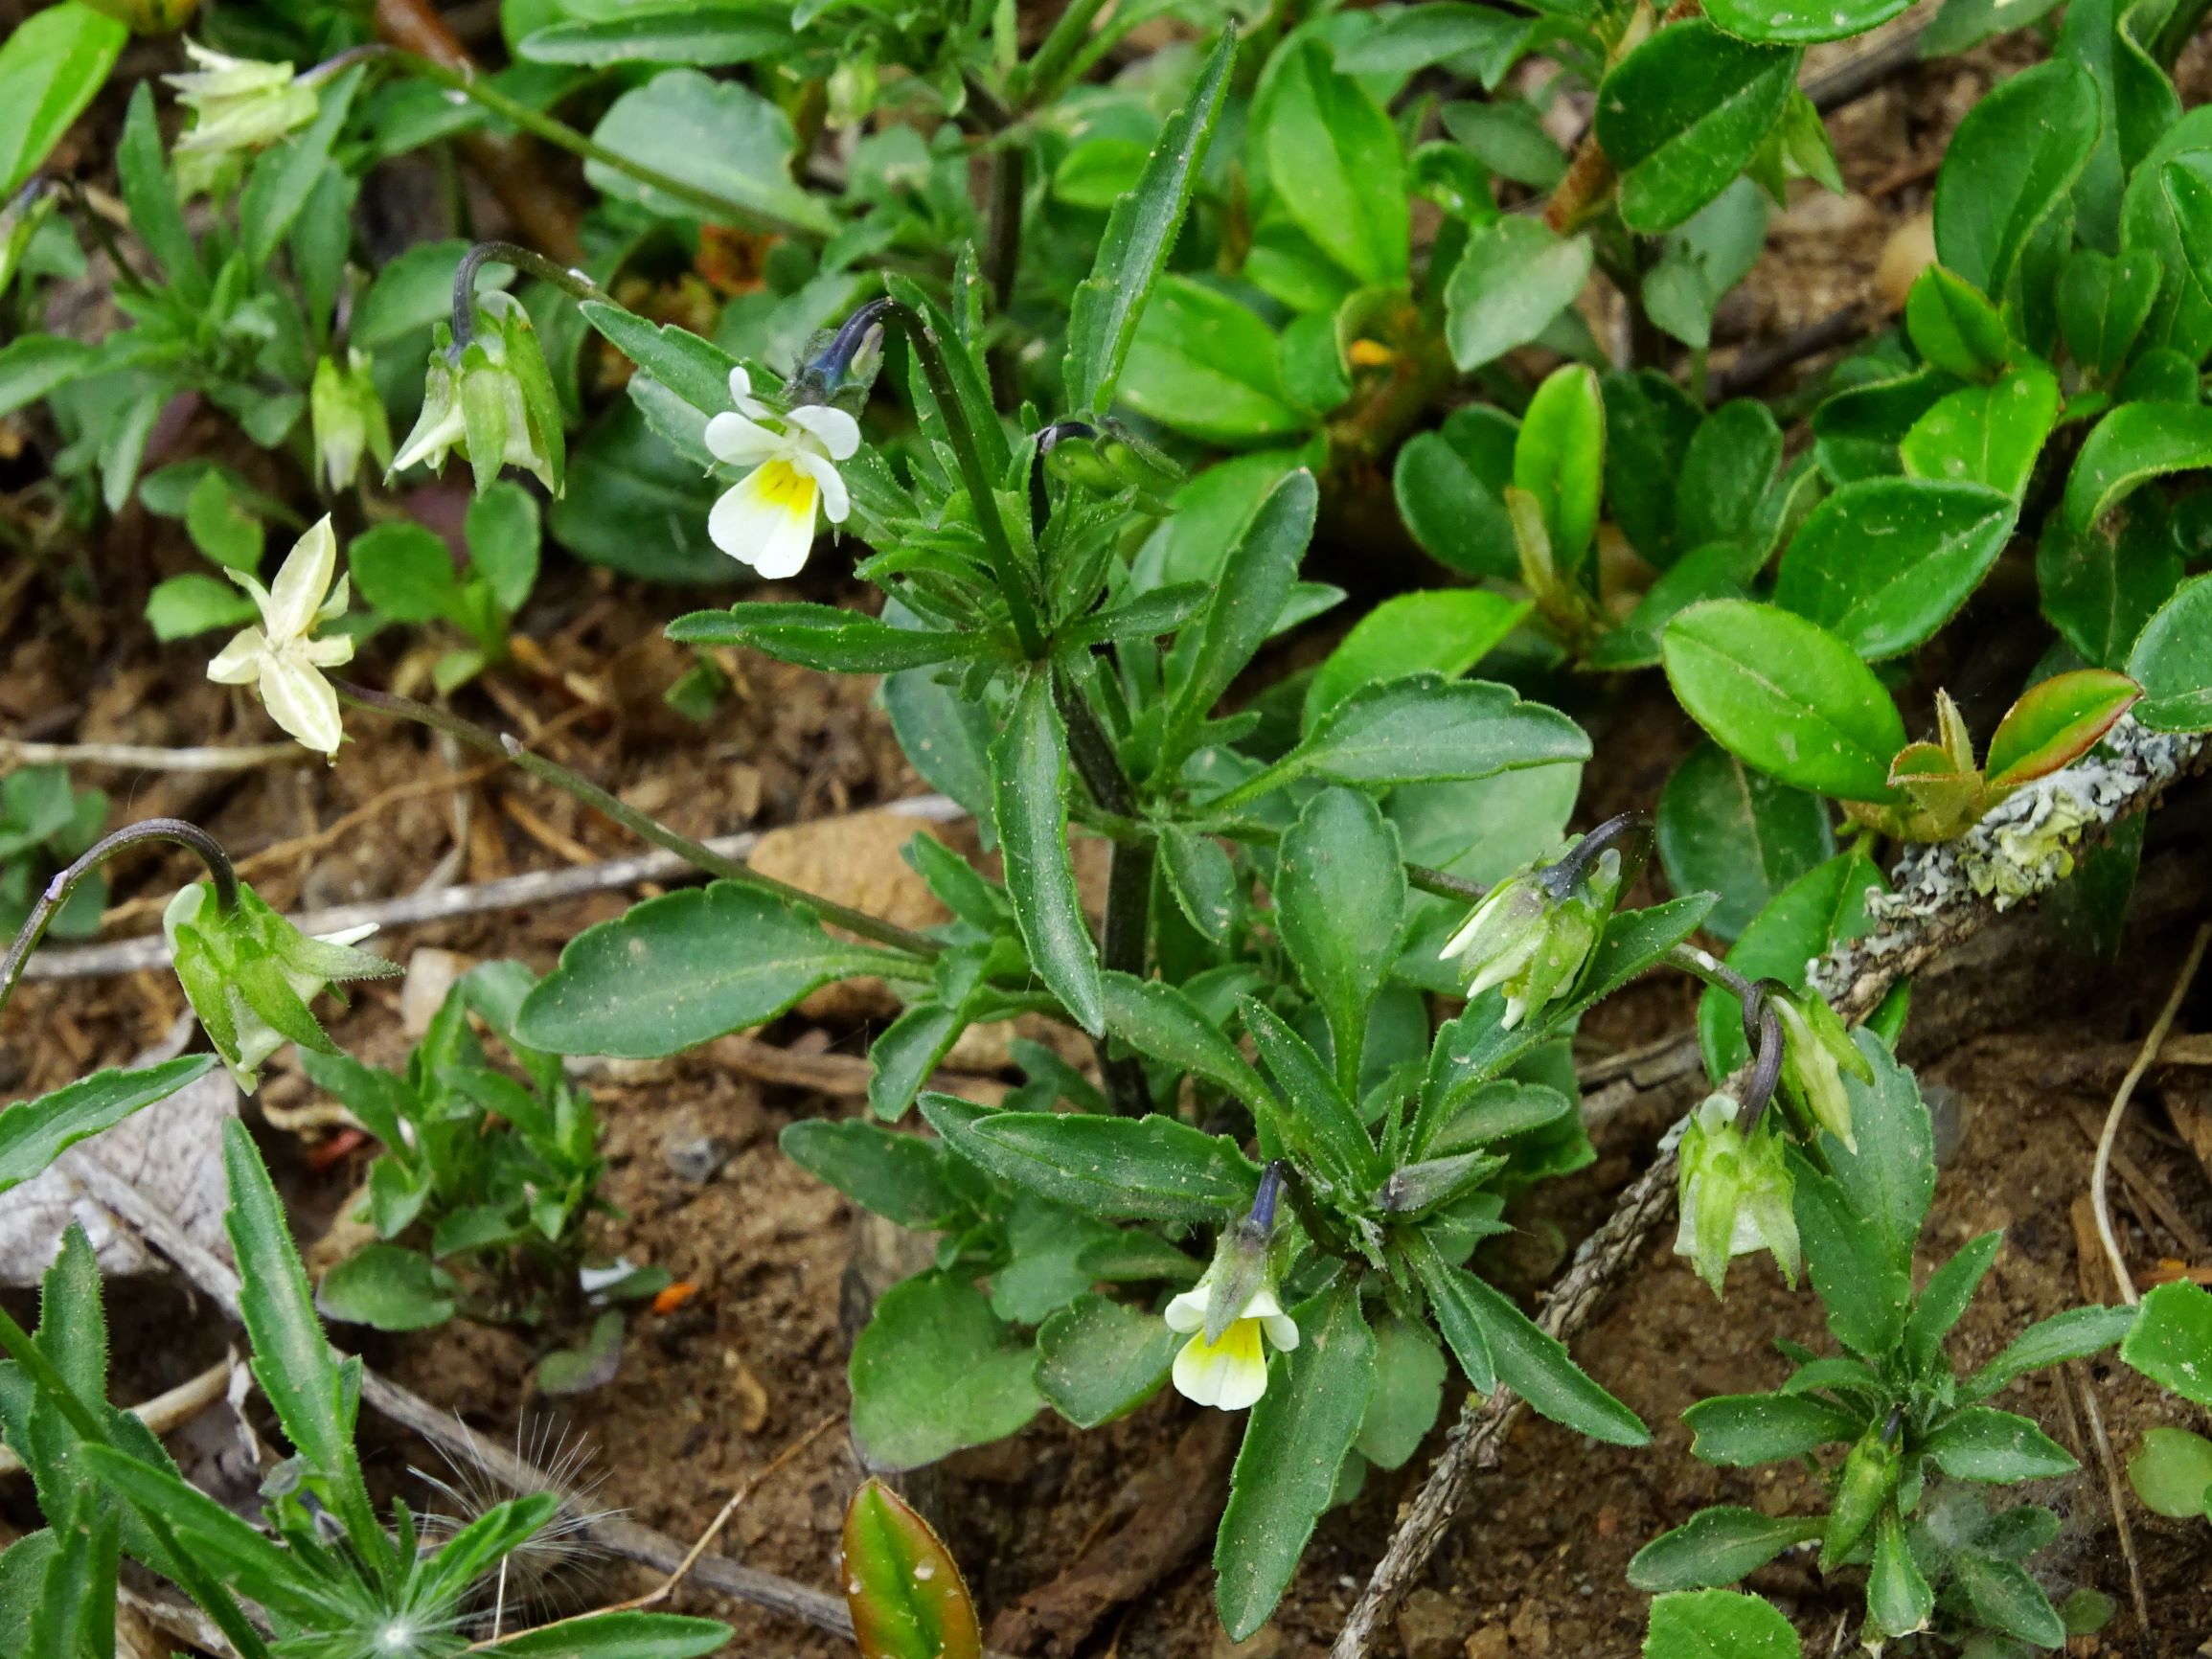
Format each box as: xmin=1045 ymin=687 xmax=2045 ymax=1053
xmin=332 ymin=682 xmax=943 ymax=962
xmin=0 ymin=820 xmax=237 ymax=1024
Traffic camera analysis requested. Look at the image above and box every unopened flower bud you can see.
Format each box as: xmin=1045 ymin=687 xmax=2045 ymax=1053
xmin=165 ymin=43 xmax=316 ymax=193
xmin=1441 ymin=825 xmax=1630 ymax=1029
xmin=1822 ymin=1420 xmax=1901 ymax=1571
xmin=390 ymin=295 xmax=564 ymax=496
xmin=164 ymin=879 xmax=399 ymax=1090
xmin=309 ymin=350 xmax=392 ymax=494
xmin=1772 ymin=988 xmax=1871 ymax=1151
xmin=1675 ymin=1094 xmax=1801 ymax=1296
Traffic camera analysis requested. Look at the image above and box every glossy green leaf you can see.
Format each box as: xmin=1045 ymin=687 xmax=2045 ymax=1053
xmin=992 ymin=670 xmax=1104 ymax=1036
xmin=849 ymin=1273 xmax=1041 ymax=1471
xmin=2059 ymin=247 xmax=2160 ymax=378
xmin=1119 ymin=278 xmax=1306 ymax=444
xmin=1515 ymin=365 xmax=1605 ymax=576
xmin=1903 ymin=1231 xmax=2002 ymax=1370
xmin=1214 ymin=1284 xmax=1377 ymax=1639
xmin=1676 ymin=398 xmax=1783 ymax=553
xmin=1265 ymin=41 xmax=1408 ymax=286
xmin=668 ymin=603 xmax=984 ymax=671
xmin=1774 ymin=477 xmax=2016 ymax=659
xmin=1866 ymin=1509 xmax=1933 ymax=1640
xmin=1662 ymin=600 xmax=1906 ymax=800
xmin=2064 ymin=401 xmax=2212 ymax=532
xmin=1442 ymin=100 xmax=1567 ymax=188
xmin=1444 ymin=216 xmax=1593 ymax=371
xmin=1595 ymin=22 xmax=1799 ymax=234
xmin=2127 ymin=573 xmax=2212 ymax=730
xmin=1440 ymin=1256 xmax=1648 ymax=1443
xmin=0 ymin=2 xmax=124 ymax=196
xmin=1932 ymin=58 xmax=2100 ymax=296
xmin=2119 ymin=1279 xmax=2212 ymax=1405
xmin=918 ymin=1096 xmax=1261 ymax=1222
xmin=1897 ymin=365 xmax=2059 ymax=500
xmin=1393 ymin=406 xmax=1521 ymax=578
xmin=1036 ymin=1294 xmax=1180 ymax=1428
xmin=1065 ymin=29 xmax=1234 ymax=416
xmin=514 ymin=883 xmax=910 ymax=1057
xmin=1275 ymin=788 xmax=1406 ymax=1093
xmin=476 ymin=1612 xmax=733 ymax=1659
xmin=2038 ymin=507 xmax=2181 ymax=670
xmin=1158 ymin=824 xmax=1238 ymax=943
xmin=1704 ymin=0 xmax=1909 ymax=41
xmin=1643 ymin=1590 xmax=1803 ymax=1659
xmin=1336 ymin=3 xmax=1534 ymax=82
xmin=1628 ymin=1509 xmax=1823 ymax=1592
xmin=1656 ymin=740 xmax=1835 ymax=942
xmin=1904 ymin=265 xmax=2011 ymax=379
xmin=1247 ymin=674 xmax=1591 ymax=798
xmin=1304 ymin=590 xmax=1528 ymax=732
xmin=1984 ymin=669 xmax=2139 ymax=786
xmin=843 ymin=1479 xmax=981 ymax=1659
xmin=0 ymin=1057 xmax=217 ymax=1195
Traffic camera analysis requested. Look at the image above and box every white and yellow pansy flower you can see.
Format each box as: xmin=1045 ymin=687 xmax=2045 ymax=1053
xmin=1164 ymin=1272 xmax=1300 ymax=1412
xmin=206 ymin=515 xmax=353 ymax=759
xmin=703 ymin=366 xmax=859 ymax=580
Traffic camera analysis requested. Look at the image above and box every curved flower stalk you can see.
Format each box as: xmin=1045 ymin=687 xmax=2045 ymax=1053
xmin=704 ymin=366 xmax=860 ymax=579
xmin=206 ymin=515 xmax=353 ymax=758
xmin=392 ymin=293 xmax=564 ymax=495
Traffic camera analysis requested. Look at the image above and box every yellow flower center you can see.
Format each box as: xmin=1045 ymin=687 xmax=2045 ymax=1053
xmin=1184 ymin=1316 xmax=1266 ymax=1370
xmin=756 ymin=458 xmax=818 ymax=514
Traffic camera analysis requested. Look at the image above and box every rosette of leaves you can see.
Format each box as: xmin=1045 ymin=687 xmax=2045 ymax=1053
xmin=1630 ymin=1039 xmax=2135 ymax=1648
xmin=303 ymin=962 xmax=656 ymax=1345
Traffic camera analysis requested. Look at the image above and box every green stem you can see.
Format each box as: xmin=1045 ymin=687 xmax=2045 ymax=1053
xmin=0 ymin=820 xmax=237 ymax=1025
xmin=363 ymin=47 xmax=827 ymax=241
xmin=0 ymin=1304 xmax=273 ymax=1659
xmin=857 ymin=297 xmax=1045 ymax=656
xmin=332 ymin=682 xmax=944 ymax=963
xmin=1020 ymin=0 xmax=1113 ymax=106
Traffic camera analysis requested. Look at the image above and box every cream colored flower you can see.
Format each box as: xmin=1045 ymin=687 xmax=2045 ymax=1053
xmin=207 ymin=516 xmax=353 ymax=758
xmin=1164 ymin=1274 xmax=1300 ymax=1412
xmin=166 ymin=43 xmax=315 ymax=181
xmin=703 ymin=366 xmax=858 ymax=580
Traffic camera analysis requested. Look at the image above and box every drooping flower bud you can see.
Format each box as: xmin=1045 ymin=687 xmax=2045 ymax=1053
xmin=164 ymin=879 xmax=399 ymax=1089
xmin=1771 ymin=987 xmax=1872 ymax=1151
xmin=1441 ymin=817 xmax=1636 ymax=1029
xmin=165 ymin=43 xmax=317 ymax=194
xmin=390 ymin=295 xmax=565 ymax=496
xmin=1675 ymin=1093 xmax=1801 ymax=1296
xmin=309 ymin=350 xmax=392 ymax=494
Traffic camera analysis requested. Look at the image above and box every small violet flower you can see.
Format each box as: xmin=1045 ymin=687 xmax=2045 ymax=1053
xmin=703 ymin=366 xmax=858 ymax=580
xmin=206 ymin=515 xmax=353 ymax=759
xmin=1164 ymin=1166 xmax=1299 ymax=1412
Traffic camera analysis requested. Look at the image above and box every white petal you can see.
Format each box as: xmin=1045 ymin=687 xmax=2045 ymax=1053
xmin=1163 ymin=1287 xmax=1208 ymax=1334
xmin=787 ymin=402 xmax=860 ymax=461
xmin=258 ymin=656 xmax=343 ymax=756
xmin=1171 ymin=1321 xmax=1269 ymax=1411
xmin=317 ymin=923 xmax=378 ymax=949
xmin=207 ymin=627 xmax=267 ymax=686
xmin=1210 ymin=1346 xmax=1270 ymax=1411
xmin=300 ymin=633 xmax=355 ymax=669
xmin=792 ymin=451 xmax=850 ymax=524
xmin=266 ymin=517 xmax=336 ymax=641
xmin=708 ymin=464 xmax=820 ymax=576
xmin=1262 ymin=1312 xmax=1301 ymax=1352
xmin=750 ymin=495 xmax=818 ymax=580
xmin=1172 ymin=1333 xmax=1233 ymax=1407
xmin=727 ymin=365 xmax=752 ymax=403
xmin=704 ymin=409 xmax=786 ymax=466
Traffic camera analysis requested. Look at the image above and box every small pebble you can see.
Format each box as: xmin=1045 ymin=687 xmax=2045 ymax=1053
xmin=665 ymin=1133 xmax=734 ymax=1183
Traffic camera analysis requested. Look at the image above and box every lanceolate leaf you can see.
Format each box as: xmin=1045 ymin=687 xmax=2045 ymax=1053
xmin=514 ymin=884 xmax=913 ymax=1057
xmin=1243 ymin=674 xmax=1591 ymax=798
xmin=0 ymin=1057 xmax=217 ymax=1196
xmin=1594 ymin=23 xmax=1799 ymax=234
xmin=1704 ymin=0 xmax=1910 ymax=40
xmin=917 ymin=1095 xmax=1261 ymax=1222
xmin=1274 ymin=787 xmax=1407 ymax=1093
xmin=1099 ymin=971 xmax=1272 ymax=1107
xmin=518 ymin=5 xmax=791 ymax=64
xmin=1214 ymin=1284 xmax=1377 ymax=1640
xmin=843 ymin=1480 xmax=982 ymax=1659
xmin=1264 ymin=41 xmax=1408 ymax=287
xmin=0 ymin=1 xmax=125 ymax=196
xmin=1661 ymin=601 xmax=1906 ymax=802
xmin=1932 ymin=58 xmax=2100 ymax=296
xmin=992 ymin=670 xmax=1105 ymax=1036
xmin=666 ymin=602 xmax=987 ymax=671
xmin=1629 ymin=1510 xmax=1825 ymax=1592
xmin=1064 ymin=28 xmax=1236 ymax=417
